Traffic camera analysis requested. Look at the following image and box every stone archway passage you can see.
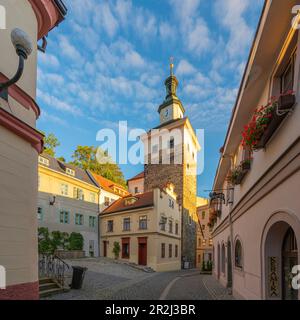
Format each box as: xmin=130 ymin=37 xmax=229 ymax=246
xmin=264 ymin=221 xmax=299 ymax=300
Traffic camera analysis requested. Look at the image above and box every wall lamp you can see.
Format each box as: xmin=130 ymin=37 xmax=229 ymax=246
xmin=0 ymin=28 xmax=33 ymax=101
xmin=49 ymin=195 xmax=56 ymax=206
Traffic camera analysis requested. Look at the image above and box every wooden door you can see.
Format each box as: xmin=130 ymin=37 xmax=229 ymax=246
xmin=138 ymin=237 xmax=147 ymax=266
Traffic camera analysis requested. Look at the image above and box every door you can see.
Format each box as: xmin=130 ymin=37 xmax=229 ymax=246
xmin=103 ymin=241 xmax=107 ymax=257
xmin=282 ymin=228 xmax=298 ymax=300
xmin=138 ymin=237 xmax=147 ymax=266
xmin=89 ymin=240 xmax=95 ymax=257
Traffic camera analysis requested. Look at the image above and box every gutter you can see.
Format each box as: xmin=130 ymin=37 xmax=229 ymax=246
xmin=212 ymin=0 xmax=269 ymax=190
xmin=53 ymin=0 xmax=68 ymax=17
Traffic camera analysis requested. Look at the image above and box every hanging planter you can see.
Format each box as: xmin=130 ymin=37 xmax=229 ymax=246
xmin=241 ymin=92 xmax=295 ymax=151
xmin=227 ymin=159 xmax=251 ymax=186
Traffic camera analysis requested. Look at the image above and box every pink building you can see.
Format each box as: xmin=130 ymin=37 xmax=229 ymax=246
xmin=210 ymin=0 xmax=300 ymax=300
xmin=0 ymin=0 xmax=66 ymax=300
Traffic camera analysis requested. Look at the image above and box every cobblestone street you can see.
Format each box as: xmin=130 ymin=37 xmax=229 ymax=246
xmin=44 ymin=258 xmax=234 ymax=300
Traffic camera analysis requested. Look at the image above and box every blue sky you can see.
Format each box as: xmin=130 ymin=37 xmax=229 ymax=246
xmin=37 ymin=0 xmax=264 ymax=197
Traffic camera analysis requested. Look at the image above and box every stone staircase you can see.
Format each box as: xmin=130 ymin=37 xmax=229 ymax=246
xmin=39 ymin=277 xmax=66 ymax=298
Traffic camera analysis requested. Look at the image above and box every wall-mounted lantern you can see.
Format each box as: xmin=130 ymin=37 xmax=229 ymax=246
xmin=49 ymin=195 xmax=56 ymax=206
xmin=0 ymin=28 xmax=33 ymax=101
xmin=209 ymin=192 xmax=225 ymax=218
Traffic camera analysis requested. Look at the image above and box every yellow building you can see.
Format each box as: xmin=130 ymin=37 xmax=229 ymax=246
xmin=196 ymin=198 xmax=213 ymax=269
xmin=38 ymin=153 xmax=100 ymax=257
xmin=100 ymin=184 xmax=181 ymax=272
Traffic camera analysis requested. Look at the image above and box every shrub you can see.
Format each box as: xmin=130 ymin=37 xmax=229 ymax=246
xmin=68 ymin=232 xmax=84 ymax=251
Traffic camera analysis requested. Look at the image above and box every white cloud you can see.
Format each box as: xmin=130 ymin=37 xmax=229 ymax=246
xmin=169 ymin=0 xmax=212 ymax=55
xmin=176 ymin=59 xmax=197 ymax=76
xmin=159 ymin=22 xmax=175 ymax=42
xmin=37 ymin=89 xmax=82 ymax=116
xmin=58 ymin=35 xmax=82 ymax=61
xmin=40 ymin=110 xmax=68 ymax=126
xmin=101 ymin=2 xmax=119 ymax=38
xmin=38 ymin=52 xmax=60 ymax=68
xmin=214 ymin=0 xmax=253 ymax=57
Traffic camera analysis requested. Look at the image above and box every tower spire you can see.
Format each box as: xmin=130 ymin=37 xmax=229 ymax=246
xmin=169 ymin=56 xmax=174 ymax=76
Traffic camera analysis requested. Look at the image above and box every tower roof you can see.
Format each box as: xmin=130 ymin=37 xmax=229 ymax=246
xmin=158 ymin=60 xmax=185 ymax=114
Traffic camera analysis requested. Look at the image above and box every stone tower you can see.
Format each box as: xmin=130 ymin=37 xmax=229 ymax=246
xmin=143 ymin=62 xmax=200 ymax=268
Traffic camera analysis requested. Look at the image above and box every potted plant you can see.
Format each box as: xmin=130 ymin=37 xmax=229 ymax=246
xmin=112 ymin=241 xmax=120 ymax=260
xmin=241 ymin=159 xmax=251 ymax=171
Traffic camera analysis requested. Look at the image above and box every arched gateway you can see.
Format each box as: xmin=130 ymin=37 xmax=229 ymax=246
xmin=262 ymin=212 xmax=300 ymax=300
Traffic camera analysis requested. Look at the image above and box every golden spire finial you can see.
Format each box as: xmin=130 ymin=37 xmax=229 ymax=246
xmin=169 ymin=56 xmax=174 ymax=76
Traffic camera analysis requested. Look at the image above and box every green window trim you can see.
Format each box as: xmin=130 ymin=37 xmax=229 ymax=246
xmin=89 ymin=216 xmax=96 ymax=228
xmin=59 ymin=211 xmax=70 ymax=224
xmin=75 ymin=213 xmax=84 ymax=226
xmin=37 ymin=207 xmax=43 ymax=221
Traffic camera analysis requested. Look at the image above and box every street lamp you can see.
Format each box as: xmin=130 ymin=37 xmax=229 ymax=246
xmin=0 ymin=28 xmax=33 ymax=100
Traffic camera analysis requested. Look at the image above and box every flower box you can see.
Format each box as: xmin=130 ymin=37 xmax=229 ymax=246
xmin=228 ymin=159 xmax=252 ymax=186
xmin=255 ymin=94 xmax=295 ymax=149
xmin=242 ymin=93 xmax=295 ymax=151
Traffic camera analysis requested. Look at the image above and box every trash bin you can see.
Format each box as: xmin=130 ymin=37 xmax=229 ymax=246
xmin=70 ymin=266 xmax=87 ymax=289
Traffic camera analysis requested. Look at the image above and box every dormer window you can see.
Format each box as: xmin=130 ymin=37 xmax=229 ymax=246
xmin=66 ymin=168 xmax=75 ymax=176
xmin=38 ymin=156 xmax=49 ymax=166
xmin=124 ymin=197 xmax=138 ymax=206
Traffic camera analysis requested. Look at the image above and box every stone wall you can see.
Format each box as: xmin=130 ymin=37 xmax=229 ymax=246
xmin=144 ymin=160 xmax=197 ymax=267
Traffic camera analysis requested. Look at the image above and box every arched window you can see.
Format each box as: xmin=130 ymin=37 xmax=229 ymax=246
xmin=221 ymin=244 xmax=226 ymax=273
xmin=235 ymin=239 xmax=243 ymax=269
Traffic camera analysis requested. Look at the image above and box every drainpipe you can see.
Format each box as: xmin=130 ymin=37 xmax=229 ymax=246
xmin=228 ymin=156 xmax=235 ymax=295
xmin=97 ymin=187 xmax=101 ymax=257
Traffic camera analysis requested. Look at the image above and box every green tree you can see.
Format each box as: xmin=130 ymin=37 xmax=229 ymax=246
xmin=42 ymin=132 xmax=60 ymax=157
xmin=71 ymin=146 xmax=126 ymax=187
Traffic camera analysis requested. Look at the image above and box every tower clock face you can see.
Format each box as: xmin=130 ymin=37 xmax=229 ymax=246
xmin=164 ymin=108 xmax=169 ymax=119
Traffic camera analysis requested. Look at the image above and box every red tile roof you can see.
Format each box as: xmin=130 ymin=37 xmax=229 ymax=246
xmin=101 ymin=191 xmax=154 ymax=215
xmin=92 ymin=173 xmax=129 ymax=196
xmin=127 ymin=171 xmax=145 ymax=182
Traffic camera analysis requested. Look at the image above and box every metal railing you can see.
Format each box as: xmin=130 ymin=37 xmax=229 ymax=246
xmin=39 ymin=254 xmax=70 ymax=288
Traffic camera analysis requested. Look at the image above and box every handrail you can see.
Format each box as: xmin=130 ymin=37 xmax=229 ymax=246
xmin=53 ymin=254 xmax=70 ymax=269
xmin=38 ymin=253 xmax=70 ymax=288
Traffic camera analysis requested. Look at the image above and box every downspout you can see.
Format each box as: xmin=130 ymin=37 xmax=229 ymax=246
xmin=228 ymin=156 xmax=235 ymax=295
xmin=97 ymin=187 xmax=101 ymax=257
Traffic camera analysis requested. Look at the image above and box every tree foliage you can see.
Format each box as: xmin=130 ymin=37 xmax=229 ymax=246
xmin=42 ymin=132 xmax=60 ymax=157
xmin=68 ymin=232 xmax=84 ymax=250
xmin=38 ymin=228 xmax=82 ymax=254
xmin=71 ymin=146 xmax=126 ymax=187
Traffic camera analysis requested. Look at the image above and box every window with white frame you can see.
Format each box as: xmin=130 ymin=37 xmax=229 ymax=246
xmin=169 ymin=220 xmax=173 ymax=233
xmin=139 ymin=215 xmax=147 ymax=230
xmin=123 ymin=218 xmax=130 ymax=231
xmin=169 ymin=198 xmax=174 ymax=209
xmin=38 ymin=156 xmax=49 ymax=166
xmin=160 ymin=216 xmax=167 ymax=231
xmin=90 ymin=192 xmax=96 ymax=203
xmin=66 ymin=167 xmax=75 ymax=176
xmin=60 ymin=183 xmax=68 ymax=196
xmin=235 ymin=239 xmax=243 ymax=269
